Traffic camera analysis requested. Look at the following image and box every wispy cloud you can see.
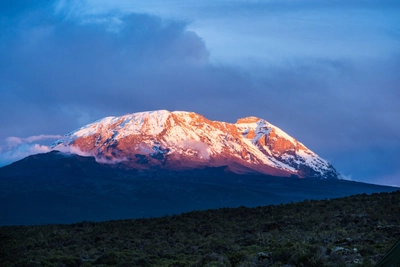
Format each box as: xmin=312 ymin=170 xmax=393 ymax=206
xmin=54 ymin=144 xmax=92 ymax=157
xmin=339 ymin=173 xmax=353 ymax=181
xmin=0 ymin=143 xmax=51 ymax=167
xmin=5 ymin=135 xmax=62 ymax=149
xmin=178 ymin=140 xmax=210 ymax=159
xmin=0 ymin=135 xmax=62 ymax=166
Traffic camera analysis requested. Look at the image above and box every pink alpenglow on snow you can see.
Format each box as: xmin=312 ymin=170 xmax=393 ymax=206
xmin=52 ymin=110 xmax=339 ymax=179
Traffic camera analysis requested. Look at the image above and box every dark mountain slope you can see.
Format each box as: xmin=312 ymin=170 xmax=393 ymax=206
xmin=0 ymin=151 xmax=397 ymax=226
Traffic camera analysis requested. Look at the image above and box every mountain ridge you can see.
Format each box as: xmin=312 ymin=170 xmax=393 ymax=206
xmin=52 ymin=110 xmax=338 ymax=179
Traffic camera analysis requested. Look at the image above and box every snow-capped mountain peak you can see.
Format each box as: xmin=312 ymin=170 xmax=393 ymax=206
xmin=52 ymin=110 xmax=339 ymax=179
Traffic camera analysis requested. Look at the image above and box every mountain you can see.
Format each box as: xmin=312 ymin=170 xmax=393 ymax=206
xmin=2 ymin=110 xmax=396 ymax=226
xmin=0 ymin=151 xmax=397 ymax=226
xmin=52 ymin=110 xmax=338 ymax=179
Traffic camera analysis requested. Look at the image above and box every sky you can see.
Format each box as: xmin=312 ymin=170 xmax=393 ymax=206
xmin=0 ymin=0 xmax=399 ymax=186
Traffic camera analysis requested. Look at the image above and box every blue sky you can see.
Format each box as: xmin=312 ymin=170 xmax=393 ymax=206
xmin=0 ymin=0 xmax=399 ymax=186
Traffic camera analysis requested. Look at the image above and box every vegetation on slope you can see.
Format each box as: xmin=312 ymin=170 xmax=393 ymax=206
xmin=1 ymin=190 xmax=399 ymax=267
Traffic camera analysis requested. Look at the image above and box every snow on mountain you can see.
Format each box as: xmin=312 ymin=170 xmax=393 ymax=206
xmin=52 ymin=110 xmax=339 ymax=179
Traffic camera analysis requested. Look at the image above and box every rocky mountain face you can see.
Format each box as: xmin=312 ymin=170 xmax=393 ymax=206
xmin=52 ymin=110 xmax=339 ymax=179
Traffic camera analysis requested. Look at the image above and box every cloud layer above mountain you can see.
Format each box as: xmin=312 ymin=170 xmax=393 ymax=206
xmin=0 ymin=0 xmax=399 ymax=186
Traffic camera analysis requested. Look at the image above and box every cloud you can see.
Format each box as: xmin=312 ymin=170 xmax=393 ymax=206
xmin=5 ymin=135 xmax=62 ymax=149
xmin=339 ymin=173 xmax=353 ymax=181
xmin=0 ymin=144 xmax=51 ymax=167
xmin=54 ymin=144 xmax=92 ymax=157
xmin=55 ymin=144 xmax=131 ymax=164
xmin=178 ymin=140 xmax=210 ymax=159
xmin=0 ymin=2 xmax=212 ymax=142
xmin=78 ymin=0 xmax=400 ymax=65
xmin=0 ymin=134 xmax=63 ymax=167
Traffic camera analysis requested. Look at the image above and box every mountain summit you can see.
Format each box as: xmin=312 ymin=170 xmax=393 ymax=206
xmin=52 ymin=110 xmax=338 ymax=179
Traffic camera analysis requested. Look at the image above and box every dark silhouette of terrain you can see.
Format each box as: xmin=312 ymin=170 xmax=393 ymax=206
xmin=1 ymin=190 xmax=399 ymax=266
xmin=0 ymin=151 xmax=397 ymax=226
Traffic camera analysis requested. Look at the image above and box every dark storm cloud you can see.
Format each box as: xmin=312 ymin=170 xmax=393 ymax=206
xmin=0 ymin=2 xmax=209 ymax=136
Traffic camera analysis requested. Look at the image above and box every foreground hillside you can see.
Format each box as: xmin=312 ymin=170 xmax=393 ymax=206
xmin=1 ymin=190 xmax=399 ymax=267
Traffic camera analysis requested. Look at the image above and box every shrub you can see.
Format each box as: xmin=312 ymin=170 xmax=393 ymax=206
xmin=94 ymin=252 xmax=119 ymax=265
